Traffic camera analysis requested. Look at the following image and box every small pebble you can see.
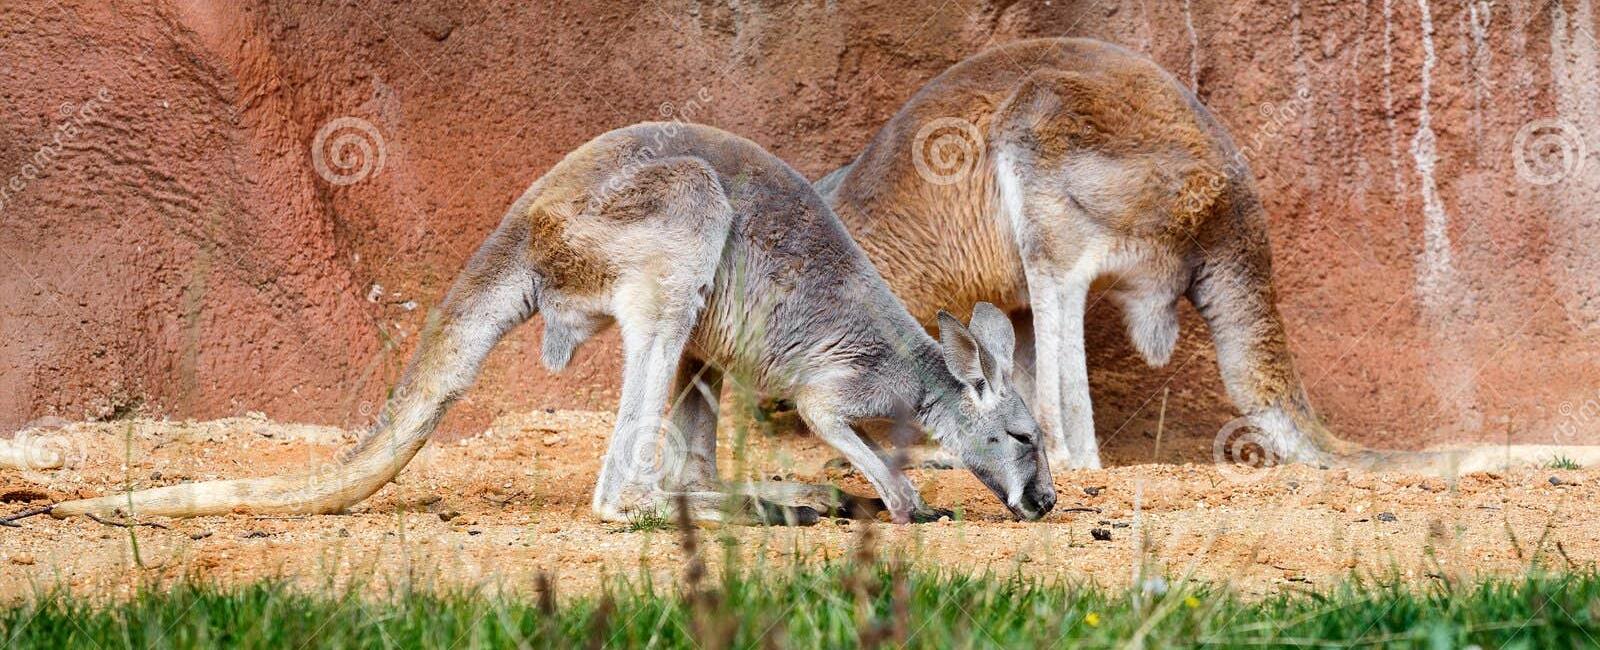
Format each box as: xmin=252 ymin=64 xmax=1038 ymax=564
xmin=468 ymin=529 xmax=483 ymax=536
xmin=1090 ymin=528 xmax=1112 ymax=541
xmin=1549 ymin=476 xmax=1565 ymax=486
xmin=1084 ymin=486 xmax=1102 ymax=497
xmin=1376 ymin=512 xmax=1397 ymax=522
xmin=10 ymin=553 xmax=35 ymax=566
xmin=189 ymin=531 xmax=213 ymax=540
xmin=834 ymin=519 xmax=851 ymax=526
xmin=243 ymin=531 xmax=270 ymax=539
xmin=438 ymin=511 xmax=461 ymax=522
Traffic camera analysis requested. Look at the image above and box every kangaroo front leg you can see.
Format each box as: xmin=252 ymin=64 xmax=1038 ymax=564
xmin=798 ymin=401 xmax=942 ymax=523
xmin=1026 ymin=263 xmax=1100 ymax=470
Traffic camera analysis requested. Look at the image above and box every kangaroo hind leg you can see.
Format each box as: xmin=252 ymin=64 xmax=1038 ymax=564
xmin=593 ymin=286 xmax=819 ymax=525
xmin=587 ymin=157 xmax=815 ymax=526
xmin=1188 ymin=247 xmax=1358 ymax=463
xmin=666 ymin=358 xmax=722 ymax=492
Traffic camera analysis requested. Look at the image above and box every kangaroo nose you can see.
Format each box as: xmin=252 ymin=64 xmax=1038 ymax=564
xmin=1017 ymin=485 xmax=1056 ymax=521
xmin=1032 ymin=487 xmax=1056 ymax=518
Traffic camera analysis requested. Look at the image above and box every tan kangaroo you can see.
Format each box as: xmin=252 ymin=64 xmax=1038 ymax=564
xmin=815 ymin=38 xmax=1600 ymax=472
xmin=44 ymin=123 xmax=1056 ymax=524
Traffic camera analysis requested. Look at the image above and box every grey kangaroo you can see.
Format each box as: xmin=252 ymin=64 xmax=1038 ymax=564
xmin=46 ymin=123 xmax=1057 ymax=524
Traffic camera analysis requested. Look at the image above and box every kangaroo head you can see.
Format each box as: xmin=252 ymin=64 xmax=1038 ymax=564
xmin=924 ymin=303 xmax=1056 ymax=520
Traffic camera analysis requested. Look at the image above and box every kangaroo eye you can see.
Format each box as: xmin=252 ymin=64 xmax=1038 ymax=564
xmin=1006 ymin=431 xmax=1032 ymax=446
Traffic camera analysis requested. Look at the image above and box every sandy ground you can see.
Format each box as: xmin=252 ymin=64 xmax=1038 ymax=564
xmin=2 ymin=412 xmax=1596 ymax=604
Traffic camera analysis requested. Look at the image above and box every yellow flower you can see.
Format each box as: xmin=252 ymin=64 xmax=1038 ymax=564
xmin=1084 ymin=612 xmax=1101 ymax=627
xmin=1184 ymin=596 xmax=1201 ymax=609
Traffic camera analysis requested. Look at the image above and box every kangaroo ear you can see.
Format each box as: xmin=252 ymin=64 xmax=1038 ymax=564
xmin=937 ymin=310 xmax=985 ymax=388
xmin=967 ymin=302 xmax=1015 ymax=375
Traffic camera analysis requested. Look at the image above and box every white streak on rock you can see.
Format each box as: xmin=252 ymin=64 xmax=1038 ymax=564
xmin=1289 ymin=0 xmax=1311 ymax=111
xmin=1412 ymin=0 xmax=1480 ymax=430
xmin=1411 ymin=0 xmax=1462 ymax=320
xmin=1468 ymin=1 xmax=1494 ymax=164
xmin=1383 ymin=0 xmax=1403 ymax=196
xmin=1547 ymin=0 xmax=1600 ymax=329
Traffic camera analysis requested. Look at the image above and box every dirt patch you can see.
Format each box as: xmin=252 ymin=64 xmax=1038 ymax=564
xmin=2 ymin=413 xmax=1595 ymax=603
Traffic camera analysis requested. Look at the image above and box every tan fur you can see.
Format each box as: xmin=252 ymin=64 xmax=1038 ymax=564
xmin=994 ymin=67 xmax=1224 ymax=243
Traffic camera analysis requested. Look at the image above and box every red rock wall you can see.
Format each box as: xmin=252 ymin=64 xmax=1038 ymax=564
xmin=4 ymin=0 xmax=1599 ymax=455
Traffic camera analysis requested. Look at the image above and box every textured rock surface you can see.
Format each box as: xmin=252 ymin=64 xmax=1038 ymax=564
xmin=3 ymin=0 xmax=1599 ymax=454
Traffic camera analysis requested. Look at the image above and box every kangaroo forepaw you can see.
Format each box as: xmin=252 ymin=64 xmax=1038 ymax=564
xmin=906 ymin=505 xmax=955 ymax=524
xmin=748 ymin=500 xmax=821 ymax=526
xmin=731 ymin=481 xmax=884 ymax=519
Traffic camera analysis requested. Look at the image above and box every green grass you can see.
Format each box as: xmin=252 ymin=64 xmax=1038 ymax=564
xmin=1548 ymin=454 xmax=1583 ymax=470
xmin=4 ymin=564 xmax=1599 ymax=648
xmin=615 ymin=508 xmax=674 ymax=533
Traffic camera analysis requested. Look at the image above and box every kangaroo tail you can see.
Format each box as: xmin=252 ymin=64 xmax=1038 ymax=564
xmin=51 ymin=218 xmax=540 ymax=519
xmin=1336 ymin=444 xmax=1600 ymax=475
